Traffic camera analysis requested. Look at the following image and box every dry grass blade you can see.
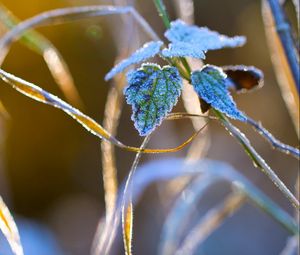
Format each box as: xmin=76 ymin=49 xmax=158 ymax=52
xmin=0 ymin=99 xmax=9 ymax=119
xmin=265 ymin=0 xmax=299 ymax=91
xmin=122 ymin=136 xmax=150 ymax=255
xmin=123 ymin=203 xmax=133 ymax=255
xmin=101 ymin=0 xmax=141 ymax=220
xmin=0 ymin=3 xmax=83 ymax=108
xmin=262 ymin=1 xmax=299 ymax=136
xmin=92 ymin=124 xmax=209 ymax=255
xmin=0 ymin=5 xmax=159 ymax=60
xmin=0 ymin=68 xmax=200 ymax=154
xmin=176 ymin=192 xmax=246 ymax=255
xmin=174 ymin=0 xmax=194 ymax=24
xmin=101 ymin=83 xmax=123 ymax=220
xmin=0 ymin=197 xmax=23 ymax=255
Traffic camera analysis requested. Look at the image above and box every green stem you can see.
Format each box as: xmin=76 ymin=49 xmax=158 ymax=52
xmin=153 ymin=0 xmax=171 ymax=28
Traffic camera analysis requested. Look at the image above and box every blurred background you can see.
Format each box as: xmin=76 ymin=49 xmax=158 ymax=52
xmin=0 ymin=0 xmax=299 ymax=254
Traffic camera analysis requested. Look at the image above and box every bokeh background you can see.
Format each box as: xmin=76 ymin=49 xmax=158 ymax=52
xmin=0 ymin=0 xmax=299 ymax=254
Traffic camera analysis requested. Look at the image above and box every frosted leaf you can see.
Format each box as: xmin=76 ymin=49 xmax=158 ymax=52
xmin=124 ymin=63 xmax=183 ymax=136
xmin=162 ymin=19 xmax=246 ymax=59
xmin=223 ymin=65 xmax=264 ymax=93
xmin=162 ymin=42 xmax=205 ymax=59
xmin=105 ymin=41 xmax=163 ymax=81
xmin=191 ymin=65 xmax=246 ymax=121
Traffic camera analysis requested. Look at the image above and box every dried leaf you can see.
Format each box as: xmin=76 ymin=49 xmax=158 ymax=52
xmin=124 ymin=63 xmax=183 ymax=136
xmin=162 ymin=19 xmax=246 ymax=59
xmin=105 ymin=41 xmax=163 ymax=81
xmin=191 ymin=65 xmax=246 ymax=121
xmin=0 ymin=197 xmax=23 ymax=255
xmin=223 ymin=65 xmax=264 ymax=93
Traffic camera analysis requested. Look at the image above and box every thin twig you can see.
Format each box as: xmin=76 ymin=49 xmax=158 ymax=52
xmin=169 ymin=112 xmax=299 ymax=159
xmin=246 ymin=117 xmax=300 ymax=159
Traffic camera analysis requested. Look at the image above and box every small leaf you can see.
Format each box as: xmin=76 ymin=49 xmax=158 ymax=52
xmin=105 ymin=41 xmax=163 ymax=81
xmin=162 ymin=19 xmax=246 ymax=59
xmin=124 ymin=63 xmax=183 ymax=136
xmin=191 ymin=65 xmax=246 ymax=121
xmin=223 ymin=65 xmax=264 ymax=92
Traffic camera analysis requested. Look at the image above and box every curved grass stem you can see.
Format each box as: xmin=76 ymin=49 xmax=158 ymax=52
xmin=214 ymin=110 xmax=299 ymax=209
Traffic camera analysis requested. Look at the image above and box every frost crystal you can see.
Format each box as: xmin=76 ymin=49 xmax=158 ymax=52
xmin=162 ymin=20 xmax=246 ymax=59
xmin=105 ymin=41 xmax=163 ymax=81
xmin=162 ymin=42 xmax=206 ymax=59
xmin=124 ymin=63 xmax=183 ymax=136
xmin=191 ymin=65 xmax=246 ymax=121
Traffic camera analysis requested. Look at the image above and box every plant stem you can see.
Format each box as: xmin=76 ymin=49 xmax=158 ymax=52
xmin=214 ymin=110 xmax=299 ymax=209
xmin=153 ymin=0 xmax=171 ymax=28
xmin=152 ymin=0 xmax=299 ymax=209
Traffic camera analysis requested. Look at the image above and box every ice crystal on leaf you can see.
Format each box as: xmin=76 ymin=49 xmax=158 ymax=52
xmin=105 ymin=41 xmax=163 ymax=81
xmin=162 ymin=20 xmax=246 ymax=59
xmin=162 ymin=42 xmax=206 ymax=59
xmin=191 ymin=65 xmax=246 ymax=121
xmin=124 ymin=63 xmax=182 ymax=136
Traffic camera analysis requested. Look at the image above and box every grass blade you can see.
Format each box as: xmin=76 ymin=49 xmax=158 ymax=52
xmin=0 ymin=197 xmax=23 ymax=255
xmin=0 ymin=5 xmax=159 ymax=61
xmin=214 ymin=110 xmax=300 ymax=209
xmin=175 ymin=192 xmax=245 ymax=255
xmin=262 ymin=1 xmax=299 ymax=136
xmin=0 ymin=68 xmax=201 ymax=154
xmin=266 ymin=0 xmax=299 ymax=93
xmin=123 ymin=203 xmax=133 ymax=255
xmin=0 ymin=3 xmax=83 ymax=108
xmin=122 ymin=136 xmax=150 ymax=255
xmin=156 ymin=158 xmax=298 ymax=255
xmin=0 ymin=100 xmax=9 ymax=119
xmin=159 ymin=175 xmax=218 ymax=255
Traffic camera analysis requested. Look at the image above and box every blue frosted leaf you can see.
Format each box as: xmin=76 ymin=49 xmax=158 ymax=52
xmin=191 ymin=65 xmax=246 ymax=121
xmin=161 ymin=42 xmax=206 ymax=59
xmin=124 ymin=63 xmax=183 ymax=136
xmin=162 ymin=19 xmax=246 ymax=59
xmin=105 ymin=41 xmax=163 ymax=81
